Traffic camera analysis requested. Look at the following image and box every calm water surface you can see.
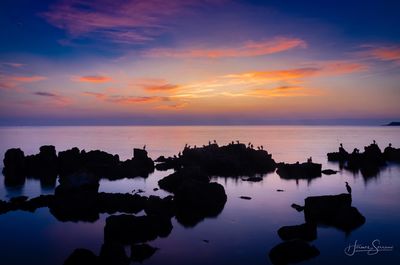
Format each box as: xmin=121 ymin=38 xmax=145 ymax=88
xmin=0 ymin=126 xmax=399 ymax=265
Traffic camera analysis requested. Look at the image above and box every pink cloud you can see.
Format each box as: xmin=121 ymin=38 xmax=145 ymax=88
xmin=83 ymin=91 xmax=167 ymax=105
xmin=10 ymin=76 xmax=47 ymax=82
xmin=364 ymin=46 xmax=400 ymax=62
xmin=144 ymin=37 xmax=306 ymax=58
xmin=75 ymin=75 xmax=112 ymax=83
xmin=41 ymin=0 xmax=222 ymax=44
xmin=0 ymin=75 xmax=47 ymax=90
xmin=33 ymin=91 xmax=72 ymax=106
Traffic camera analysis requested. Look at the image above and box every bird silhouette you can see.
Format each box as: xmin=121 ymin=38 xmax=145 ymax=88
xmin=345 ymin=182 xmax=352 ymax=194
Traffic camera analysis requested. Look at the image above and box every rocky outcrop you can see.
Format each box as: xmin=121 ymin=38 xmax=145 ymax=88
xmin=277 ymin=161 xmax=321 ymax=180
xmin=156 ymin=142 xmax=276 ymax=176
xmin=2 ymin=146 xmax=155 ymax=187
xmin=327 ymin=142 xmax=398 ymax=178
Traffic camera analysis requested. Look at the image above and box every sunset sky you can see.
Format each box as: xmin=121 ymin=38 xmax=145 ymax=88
xmin=0 ymin=0 xmax=399 ymax=125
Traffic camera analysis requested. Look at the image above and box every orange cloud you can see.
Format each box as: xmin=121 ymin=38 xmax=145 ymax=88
xmin=155 ymin=102 xmax=188 ymax=110
xmin=10 ymin=76 xmax=47 ymax=82
xmin=82 ymin=91 xmax=107 ymax=99
xmin=83 ymin=91 xmax=166 ymax=105
xmin=134 ymin=78 xmax=181 ymax=92
xmin=366 ymin=46 xmax=400 ymax=62
xmin=251 ymin=86 xmax=319 ymax=98
xmin=0 ymin=75 xmax=47 ymax=90
xmin=144 ymin=37 xmax=306 ymax=58
xmin=318 ymin=61 xmax=368 ymax=75
xmin=76 ymin=75 xmax=112 ymax=83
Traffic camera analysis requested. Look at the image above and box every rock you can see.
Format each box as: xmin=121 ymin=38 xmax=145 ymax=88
xmin=9 ymin=195 xmax=28 ymax=204
xmin=174 ymin=179 xmax=227 ymax=227
xmin=58 ymin=147 xmax=82 ymax=176
xmin=104 ymin=214 xmax=173 ymax=244
xmin=291 ymin=203 xmax=304 ymax=212
xmin=269 ymin=240 xmax=320 ymax=265
xmin=276 ymin=189 xmax=285 ymax=192
xmin=99 ymin=242 xmax=129 ymax=265
xmin=25 ymin=145 xmax=58 ymax=183
xmin=153 ymin=188 xmax=159 ymax=191
xmin=278 ymin=223 xmax=317 ymax=241
xmin=144 ymin=195 xmax=175 ymax=218
xmin=158 ymin=167 xmax=210 ymax=193
xmin=277 ymin=161 xmax=321 ymax=180
xmin=384 ymin=145 xmax=400 ymax=162
xmin=304 ymin=193 xmax=365 ymax=231
xmin=56 ymin=172 xmax=99 ymax=196
xmin=156 ymin=142 xmax=276 ymax=176
xmin=64 ymin=248 xmax=98 ymax=265
xmin=130 ymin=244 xmax=158 ymax=263
xmin=239 ymin=196 xmax=252 ymax=200
xmin=2 ymin=148 xmax=26 ymax=186
xmin=242 ymin=176 xmax=263 ymax=182
xmin=322 ymin=169 xmax=338 ymax=175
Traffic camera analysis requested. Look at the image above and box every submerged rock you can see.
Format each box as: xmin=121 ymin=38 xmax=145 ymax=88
xmin=239 ymin=196 xmax=252 ymax=200
xmin=269 ymin=240 xmax=320 ymax=265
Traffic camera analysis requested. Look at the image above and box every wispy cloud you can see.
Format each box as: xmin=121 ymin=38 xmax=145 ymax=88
xmin=74 ymin=75 xmax=112 ymax=83
xmin=144 ymin=37 xmax=306 ymax=58
xmin=250 ymin=86 xmax=319 ymax=98
xmin=33 ymin=91 xmax=72 ymax=106
xmin=155 ymin=102 xmax=188 ymax=110
xmin=83 ymin=91 xmax=167 ymax=105
xmin=1 ymin=62 xmax=25 ymax=68
xmin=41 ymin=0 xmax=222 ymax=44
xmin=361 ymin=45 xmax=400 ymax=63
xmin=0 ymin=75 xmax=47 ymax=90
xmin=134 ymin=78 xmax=181 ymax=92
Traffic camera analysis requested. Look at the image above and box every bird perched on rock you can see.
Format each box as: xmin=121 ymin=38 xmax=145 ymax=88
xmin=345 ymin=181 xmax=352 ymax=194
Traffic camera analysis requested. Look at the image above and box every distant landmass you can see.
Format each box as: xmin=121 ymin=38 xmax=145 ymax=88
xmin=385 ymin=122 xmax=400 ymax=126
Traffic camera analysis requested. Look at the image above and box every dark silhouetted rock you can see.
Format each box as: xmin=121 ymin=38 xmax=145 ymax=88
xmin=156 ymin=143 xmax=276 ymax=176
xmin=2 ymin=148 xmax=26 ymax=186
xmin=269 ymin=240 xmax=320 ymax=265
xmin=144 ymin=195 xmax=175 ymax=218
xmin=321 ymin=169 xmax=338 ymax=175
xmin=242 ymin=176 xmax=263 ymax=182
xmin=327 ymin=142 xmax=396 ymax=178
xmin=99 ymin=242 xmax=129 ymax=265
xmin=277 ymin=161 xmax=321 ymax=179
xmin=64 ymin=248 xmax=98 ymax=265
xmin=278 ymin=223 xmax=317 ymax=241
xmin=58 ymin=147 xmax=82 ymax=176
xmin=131 ymin=244 xmax=158 ymax=263
xmin=158 ymin=167 xmax=209 ymax=193
xmin=104 ymin=214 xmax=173 ymax=244
xmin=304 ymin=193 xmax=365 ymax=231
xmin=239 ymin=196 xmax=252 ymax=200
xmin=291 ymin=203 xmax=304 ymax=212
xmin=56 ymin=172 xmax=99 ymax=196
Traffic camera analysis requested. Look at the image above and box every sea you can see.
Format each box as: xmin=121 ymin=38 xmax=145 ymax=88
xmin=0 ymin=126 xmax=399 ymax=265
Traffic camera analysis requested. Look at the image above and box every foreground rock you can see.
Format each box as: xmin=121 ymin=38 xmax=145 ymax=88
xmin=269 ymin=240 xmax=320 ymax=265
xmin=156 ymin=142 xmax=276 ymax=176
xmin=277 ymin=160 xmax=321 ymax=180
xmin=158 ymin=168 xmax=227 ymax=227
xmin=304 ymin=193 xmax=365 ymax=232
xmin=2 ymin=146 xmax=155 ymax=187
xmin=64 ymin=248 xmax=99 ymax=265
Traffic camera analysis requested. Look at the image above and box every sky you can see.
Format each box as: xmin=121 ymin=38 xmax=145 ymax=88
xmin=0 ymin=0 xmax=399 ymax=125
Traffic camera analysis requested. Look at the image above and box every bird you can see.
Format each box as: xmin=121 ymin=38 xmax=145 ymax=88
xmin=345 ymin=182 xmax=352 ymax=194
xmin=143 ymin=145 xmax=146 ymax=150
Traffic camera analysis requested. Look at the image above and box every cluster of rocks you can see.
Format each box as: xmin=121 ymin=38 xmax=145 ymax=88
xmin=327 ymin=142 xmax=400 ymax=177
xmin=276 ymin=159 xmax=322 ymax=180
xmin=156 ymin=142 xmax=276 ymax=176
xmin=269 ymin=193 xmax=365 ymax=265
xmin=2 ymin=146 xmax=154 ymax=186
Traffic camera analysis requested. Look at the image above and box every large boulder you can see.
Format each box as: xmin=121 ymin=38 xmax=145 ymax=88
xmin=277 ymin=161 xmax=321 ymax=180
xmin=304 ymin=193 xmax=365 ymax=231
